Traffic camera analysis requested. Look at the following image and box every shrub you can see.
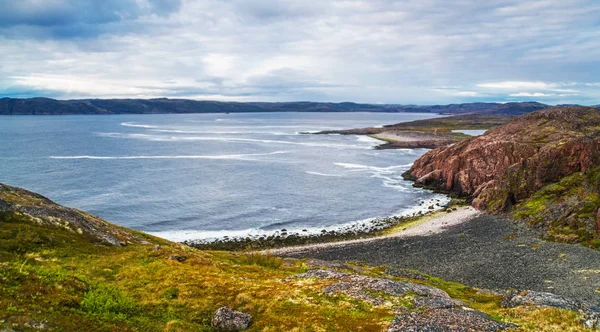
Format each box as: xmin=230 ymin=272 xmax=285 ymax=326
xmin=164 ymin=287 xmax=179 ymax=300
xmin=81 ymin=284 xmax=137 ymax=319
xmin=239 ymin=252 xmax=284 ymax=269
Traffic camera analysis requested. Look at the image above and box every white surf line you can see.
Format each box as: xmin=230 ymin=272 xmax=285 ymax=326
xmin=48 ymin=151 xmax=289 ymax=160
xmin=266 ymin=206 xmax=481 ymax=256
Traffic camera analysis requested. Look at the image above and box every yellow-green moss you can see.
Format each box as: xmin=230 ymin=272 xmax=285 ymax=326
xmin=0 ymin=210 xmax=592 ymax=331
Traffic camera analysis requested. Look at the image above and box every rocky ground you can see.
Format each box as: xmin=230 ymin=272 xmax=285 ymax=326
xmin=281 ymin=213 xmax=600 ymax=304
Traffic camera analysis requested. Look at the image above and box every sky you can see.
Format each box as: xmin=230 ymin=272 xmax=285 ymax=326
xmin=1 ymin=0 xmax=599 ymax=105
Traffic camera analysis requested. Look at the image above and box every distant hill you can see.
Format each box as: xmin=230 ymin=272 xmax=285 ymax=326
xmin=0 ymin=97 xmax=550 ymax=115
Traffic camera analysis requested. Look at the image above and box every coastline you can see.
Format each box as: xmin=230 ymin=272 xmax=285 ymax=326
xmin=267 ymin=206 xmax=480 ymax=256
xmin=313 ymin=114 xmax=510 ymax=149
xmin=184 ymin=197 xmax=463 ymax=251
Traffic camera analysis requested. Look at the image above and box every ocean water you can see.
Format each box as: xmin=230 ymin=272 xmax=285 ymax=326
xmin=452 ymin=129 xmax=488 ymax=136
xmin=0 ymin=112 xmax=448 ymax=241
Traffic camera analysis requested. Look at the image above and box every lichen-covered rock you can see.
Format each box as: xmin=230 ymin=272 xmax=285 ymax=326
xmin=501 ymin=290 xmax=581 ymax=311
xmin=292 ymin=270 xmax=519 ymax=330
xmin=291 ymin=269 xmax=451 ymax=299
xmin=502 ymin=290 xmax=600 ymax=329
xmin=388 ymin=308 xmax=516 ymax=331
xmin=0 ymin=183 xmax=146 ymax=246
xmin=168 ymin=255 xmax=187 ymax=262
xmin=211 ymin=306 xmax=252 ymax=331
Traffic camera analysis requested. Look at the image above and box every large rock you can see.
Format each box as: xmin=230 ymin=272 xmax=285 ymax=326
xmin=388 ymin=309 xmax=515 ymax=331
xmin=501 ymin=290 xmax=581 ymax=311
xmin=211 ymin=306 xmax=252 ymax=331
xmin=502 ymin=290 xmax=600 ymax=329
xmin=290 ymin=270 xmax=515 ymax=331
xmin=405 ymin=107 xmax=600 ymax=212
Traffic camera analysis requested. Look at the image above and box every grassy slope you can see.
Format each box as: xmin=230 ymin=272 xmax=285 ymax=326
xmin=513 ymin=167 xmax=600 ymax=249
xmin=0 ymin=210 xmax=591 ymax=331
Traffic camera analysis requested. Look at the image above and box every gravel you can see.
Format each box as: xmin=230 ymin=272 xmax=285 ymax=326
xmin=282 ymin=214 xmax=600 ymax=304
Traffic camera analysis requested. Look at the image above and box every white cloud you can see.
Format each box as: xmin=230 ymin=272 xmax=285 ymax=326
xmin=478 ymin=81 xmax=552 ymax=90
xmin=1 ymin=0 xmax=600 ymax=104
xmin=509 ymin=92 xmax=553 ymax=97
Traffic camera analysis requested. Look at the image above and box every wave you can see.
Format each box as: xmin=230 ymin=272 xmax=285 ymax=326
xmin=120 ymin=122 xmax=159 ymax=129
xmin=149 ymin=195 xmax=451 ymax=242
xmin=356 ymin=136 xmax=381 ymax=143
xmin=98 ymin=132 xmax=373 ymax=149
xmin=333 ymin=162 xmax=415 ymax=193
xmin=151 ymin=129 xmax=290 ymax=135
xmin=333 ymin=162 xmax=412 ymax=171
xmin=49 ymin=151 xmax=289 ymax=160
xmin=305 ymin=171 xmax=344 ymax=177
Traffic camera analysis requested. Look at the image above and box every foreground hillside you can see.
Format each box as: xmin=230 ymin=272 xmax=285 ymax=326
xmin=1 ymin=183 xmax=596 ymax=331
xmin=404 ymin=106 xmax=600 ymax=246
xmin=0 ymin=97 xmax=549 ymax=115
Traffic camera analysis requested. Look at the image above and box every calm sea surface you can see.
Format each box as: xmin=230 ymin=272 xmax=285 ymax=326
xmin=0 ymin=112 xmax=448 ymax=241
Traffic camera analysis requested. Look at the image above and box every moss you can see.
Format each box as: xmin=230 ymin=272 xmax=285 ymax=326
xmin=512 ymin=168 xmax=600 ymax=247
xmin=0 ymin=201 xmax=592 ymax=331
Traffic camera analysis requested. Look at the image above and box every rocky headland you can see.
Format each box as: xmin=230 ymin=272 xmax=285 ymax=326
xmin=403 ymin=106 xmax=600 ymax=246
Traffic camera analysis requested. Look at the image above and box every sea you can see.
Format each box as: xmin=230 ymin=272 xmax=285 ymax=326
xmin=0 ymin=112 xmax=450 ymax=242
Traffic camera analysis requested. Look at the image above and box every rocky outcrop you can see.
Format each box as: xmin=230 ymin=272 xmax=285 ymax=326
xmin=502 ymin=290 xmax=600 ymax=329
xmin=211 ymin=306 xmax=252 ymax=331
xmin=388 ymin=309 xmax=515 ymax=331
xmin=290 ymin=270 xmax=515 ymax=331
xmin=0 ymin=183 xmax=146 ymax=246
xmin=404 ymin=107 xmax=600 ymax=213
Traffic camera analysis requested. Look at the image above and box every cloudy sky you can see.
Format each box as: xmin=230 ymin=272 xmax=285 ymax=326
xmin=1 ymin=0 xmax=599 ymax=105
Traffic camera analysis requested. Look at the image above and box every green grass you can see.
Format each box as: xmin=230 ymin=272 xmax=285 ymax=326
xmin=0 ymin=207 xmax=592 ymax=331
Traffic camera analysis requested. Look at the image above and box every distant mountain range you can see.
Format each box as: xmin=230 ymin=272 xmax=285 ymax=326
xmin=0 ymin=97 xmax=563 ymax=116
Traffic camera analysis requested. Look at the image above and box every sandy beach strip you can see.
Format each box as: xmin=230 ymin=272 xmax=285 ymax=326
xmin=268 ymin=206 xmax=480 ymax=256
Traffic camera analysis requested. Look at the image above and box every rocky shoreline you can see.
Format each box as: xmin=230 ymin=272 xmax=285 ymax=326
xmin=185 ymin=198 xmax=457 ymax=251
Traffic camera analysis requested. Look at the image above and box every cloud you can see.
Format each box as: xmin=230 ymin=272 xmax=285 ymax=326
xmin=0 ymin=0 xmax=182 ymax=38
xmin=478 ymin=81 xmax=553 ymax=90
xmin=509 ymin=92 xmax=553 ymax=97
xmin=0 ymin=0 xmax=599 ymax=105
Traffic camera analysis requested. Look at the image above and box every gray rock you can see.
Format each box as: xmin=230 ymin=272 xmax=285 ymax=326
xmin=502 ymin=289 xmax=600 ymax=329
xmin=292 ymin=270 xmax=449 ymax=299
xmin=211 ymin=306 xmax=252 ymax=331
xmin=169 ymin=255 xmax=187 ymax=262
xmin=501 ymin=290 xmax=581 ymax=311
xmin=583 ymin=312 xmax=600 ymax=329
xmin=388 ymin=309 xmax=516 ymax=332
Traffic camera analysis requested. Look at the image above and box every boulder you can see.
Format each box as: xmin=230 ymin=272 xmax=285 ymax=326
xmin=501 ymin=290 xmax=581 ymax=311
xmin=211 ymin=306 xmax=252 ymax=331
xmin=168 ymin=255 xmax=187 ymax=262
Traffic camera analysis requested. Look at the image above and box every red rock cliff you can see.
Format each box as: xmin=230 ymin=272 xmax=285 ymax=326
xmin=404 ymin=106 xmax=600 ymax=212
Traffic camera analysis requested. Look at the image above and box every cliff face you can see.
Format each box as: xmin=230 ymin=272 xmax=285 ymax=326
xmin=404 ymin=107 xmax=600 ymax=242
